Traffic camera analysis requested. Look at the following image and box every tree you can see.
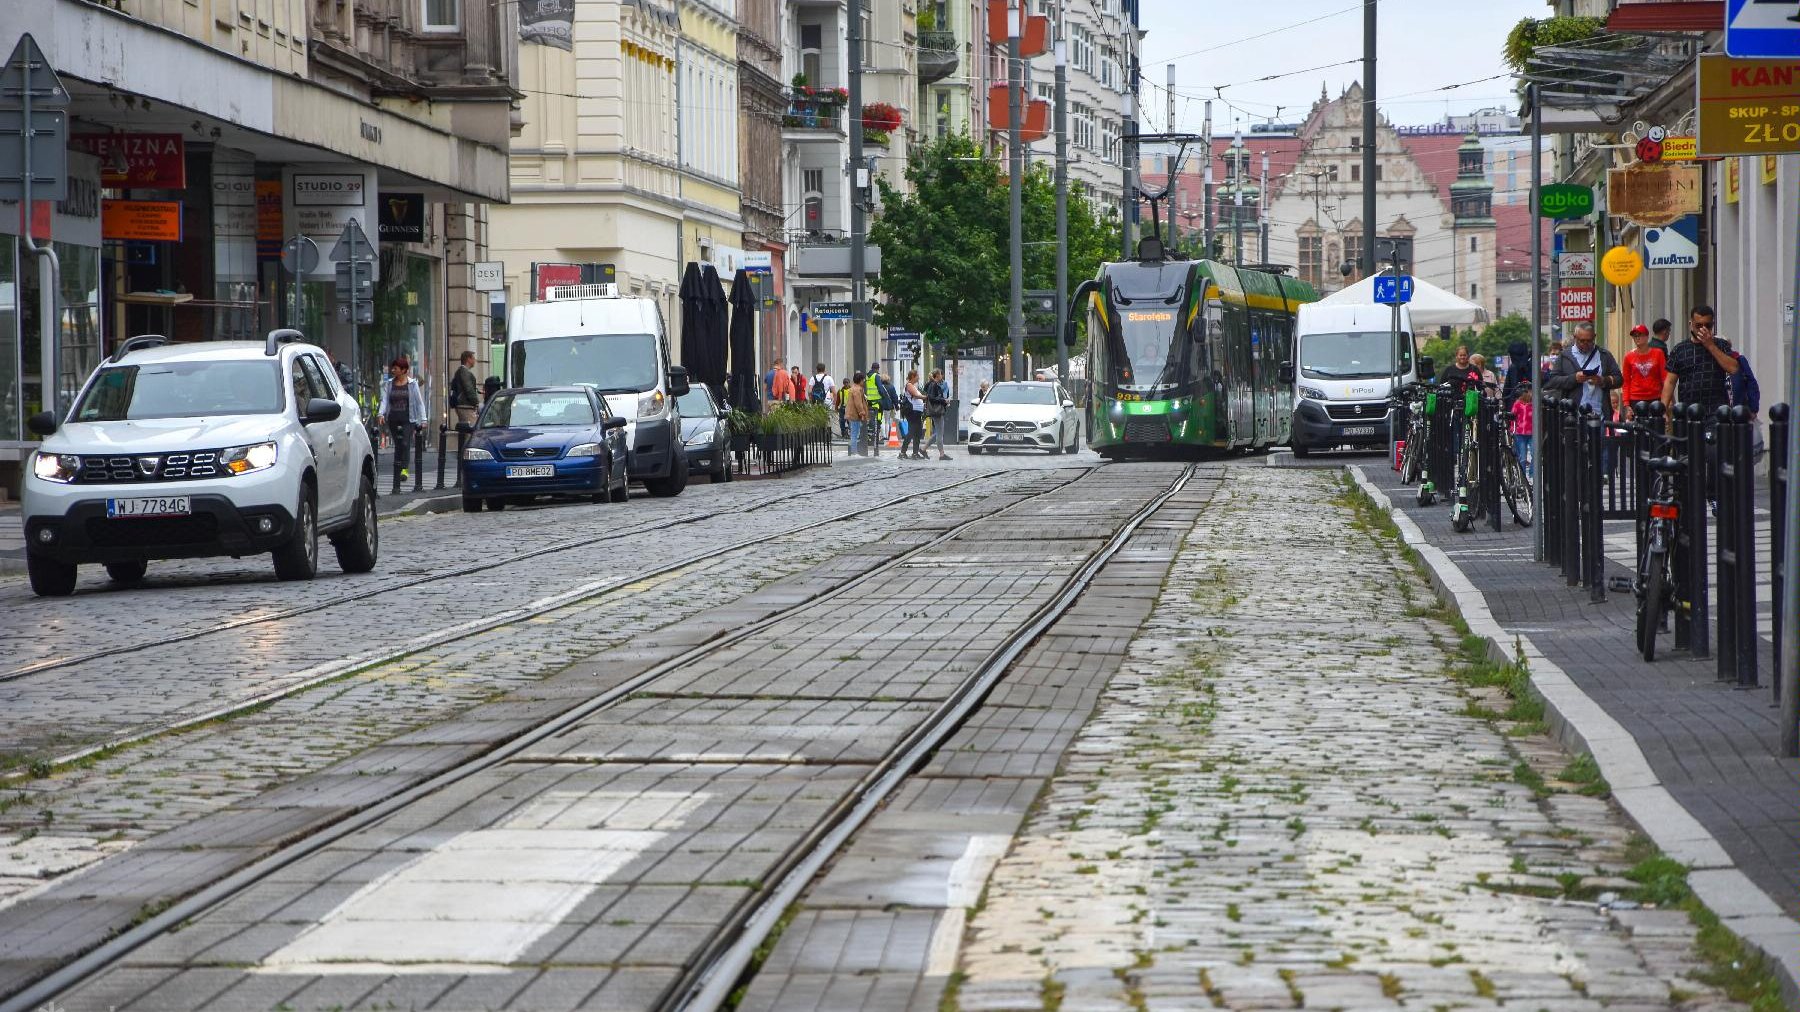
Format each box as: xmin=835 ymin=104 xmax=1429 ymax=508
xmin=869 ymin=134 xmax=1119 ymax=355
xmin=1419 ymin=311 xmax=1533 ymax=368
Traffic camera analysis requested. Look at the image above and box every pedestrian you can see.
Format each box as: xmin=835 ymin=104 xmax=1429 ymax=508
xmin=482 ymin=375 xmax=503 ymax=404
xmin=977 ymin=380 xmax=991 ymax=404
xmin=923 ymin=368 xmax=952 ymax=460
xmin=1620 ymin=324 xmax=1666 ymax=422
xmin=1501 ymin=341 xmax=1532 ymax=406
xmin=376 ymin=356 xmax=428 ymax=494
xmin=1540 ymin=340 xmax=1562 ymax=387
xmin=1661 ymin=306 xmax=1737 ymax=421
xmin=1437 ymin=345 xmax=1481 ymax=387
xmin=863 ymin=368 xmax=886 ymax=456
xmin=901 ymin=369 xmax=926 ymax=459
xmin=450 ymin=350 xmax=481 ymax=430
xmin=764 ymin=357 xmax=784 ymax=403
xmin=769 ymin=358 xmax=794 ymax=404
xmin=1649 ymin=318 xmax=1672 ymax=355
xmin=808 ymin=362 xmax=837 ymax=407
xmin=844 ymin=371 xmax=870 ymax=455
xmin=1547 ymin=322 xmax=1622 ymax=473
xmin=790 ymin=365 xmax=808 ymax=403
xmin=1470 ymin=353 xmax=1498 ymax=388
xmin=332 ymin=354 xmax=355 ymax=394
xmin=1510 ymin=384 xmax=1534 ymax=481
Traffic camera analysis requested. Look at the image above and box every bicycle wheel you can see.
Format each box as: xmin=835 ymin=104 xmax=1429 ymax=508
xmin=1402 ymin=430 xmax=1424 ymax=484
xmin=1502 ymin=451 xmax=1533 ymax=527
xmin=1638 ymin=547 xmax=1667 ymax=663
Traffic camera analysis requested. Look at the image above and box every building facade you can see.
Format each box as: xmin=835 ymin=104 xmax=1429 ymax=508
xmin=1026 ymin=0 xmax=1133 ymax=215
xmin=1 ymin=0 xmax=516 ymax=493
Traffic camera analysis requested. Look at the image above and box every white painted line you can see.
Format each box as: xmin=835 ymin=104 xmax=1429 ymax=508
xmin=258 ymin=790 xmax=706 ymax=974
xmin=1347 ymin=466 xmax=1800 ymax=999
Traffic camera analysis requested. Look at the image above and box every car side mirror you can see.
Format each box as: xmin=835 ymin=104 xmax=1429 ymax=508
xmin=26 ymin=411 xmax=57 ymax=437
xmin=1062 ymin=399 xmax=1074 ymax=408
xmin=603 ymin=416 xmax=629 ymax=431
xmin=1278 ymin=362 xmax=1296 ymax=384
xmin=667 ymin=367 xmax=692 ymax=397
xmin=303 ymin=397 xmax=342 ymax=423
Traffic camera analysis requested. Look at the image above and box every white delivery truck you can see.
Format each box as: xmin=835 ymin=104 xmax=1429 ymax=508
xmin=1288 ymin=301 xmax=1417 ymax=457
xmin=507 ymin=284 xmax=691 ymax=496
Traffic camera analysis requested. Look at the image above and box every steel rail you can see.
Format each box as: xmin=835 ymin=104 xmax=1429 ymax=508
xmin=667 ymin=463 xmax=1199 ymax=1011
xmin=0 ymin=464 xmax=1113 ymax=1012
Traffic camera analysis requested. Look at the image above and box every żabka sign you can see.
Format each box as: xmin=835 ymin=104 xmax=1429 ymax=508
xmin=1539 ymin=183 xmax=1594 ymax=220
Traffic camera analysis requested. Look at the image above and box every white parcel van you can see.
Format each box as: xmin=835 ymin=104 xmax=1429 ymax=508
xmin=1288 ymin=302 xmax=1417 ymax=457
xmin=507 ymin=284 xmax=690 ymax=496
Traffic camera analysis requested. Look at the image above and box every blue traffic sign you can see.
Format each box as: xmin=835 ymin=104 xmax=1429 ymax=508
xmin=1726 ymin=0 xmax=1800 ymax=58
xmin=1373 ymin=275 xmax=1415 ymax=305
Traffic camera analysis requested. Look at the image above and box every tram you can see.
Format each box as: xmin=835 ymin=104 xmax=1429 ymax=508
xmin=1074 ymin=252 xmax=1318 ymax=456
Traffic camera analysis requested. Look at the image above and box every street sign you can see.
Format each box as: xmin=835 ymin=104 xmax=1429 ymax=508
xmin=1539 ymin=183 xmax=1594 ymax=220
xmin=281 ymin=234 xmax=320 ymax=276
xmin=1606 ymin=163 xmax=1703 ymax=227
xmin=1558 ymin=252 xmax=1595 ymax=277
xmin=1645 ymin=216 xmax=1701 ymax=270
xmin=885 ymin=328 xmax=921 ymax=342
xmin=473 ymin=261 xmax=504 ymax=292
xmin=0 ymin=34 xmax=71 ymax=204
xmin=1725 ymin=0 xmax=1800 ymax=58
xmin=812 ymin=301 xmax=852 ymax=320
xmin=1373 ymin=275 xmax=1415 ymax=305
xmin=1698 ymin=55 xmax=1800 ymax=155
xmin=329 ymin=217 xmax=376 ymax=262
xmin=1558 ymin=286 xmax=1596 ymax=322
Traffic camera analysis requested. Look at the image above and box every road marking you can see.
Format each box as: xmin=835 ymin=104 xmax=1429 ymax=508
xmin=925 ymin=834 xmax=1011 ymax=977
xmin=258 ymin=790 xmax=707 ymax=973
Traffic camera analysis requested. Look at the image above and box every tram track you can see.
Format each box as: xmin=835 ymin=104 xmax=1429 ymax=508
xmin=0 ymin=466 xmax=977 ymax=685
xmin=0 ymin=462 xmax=1132 ymax=1012
xmin=0 ymin=468 xmax=1008 ymax=781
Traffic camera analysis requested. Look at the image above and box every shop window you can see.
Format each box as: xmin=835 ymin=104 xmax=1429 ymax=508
xmin=422 ymin=0 xmax=460 ymax=31
xmin=0 ymin=238 xmax=15 ymax=440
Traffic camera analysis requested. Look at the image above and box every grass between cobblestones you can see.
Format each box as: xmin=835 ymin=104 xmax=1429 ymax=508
xmin=1338 ymin=472 xmax=1786 ymax=1012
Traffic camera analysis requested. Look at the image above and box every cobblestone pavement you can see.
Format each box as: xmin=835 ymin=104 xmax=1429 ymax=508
xmin=957 ymin=466 xmax=1746 ymax=1011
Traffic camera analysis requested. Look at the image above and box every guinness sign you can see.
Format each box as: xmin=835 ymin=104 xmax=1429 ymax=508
xmin=379 ymin=192 xmax=425 ymax=244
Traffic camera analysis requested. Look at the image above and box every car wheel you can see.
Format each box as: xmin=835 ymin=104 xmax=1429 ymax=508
xmin=486 ymin=497 xmax=506 ymax=511
xmin=1292 ymin=444 xmax=1312 ymax=458
xmin=711 ymin=449 xmax=728 ymax=483
xmin=968 ymin=445 xmax=983 ymax=455
xmin=27 ymin=554 xmax=78 ymax=597
xmin=105 ymin=560 xmax=148 ymax=584
xmin=331 ymin=477 xmax=379 ymax=574
xmin=645 ymin=450 xmax=689 ymax=497
xmin=272 ymin=487 xmax=319 ymax=581
xmin=462 ymin=497 xmax=483 ymax=513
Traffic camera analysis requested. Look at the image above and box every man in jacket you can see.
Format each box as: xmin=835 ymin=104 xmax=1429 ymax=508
xmin=863 ymin=370 xmax=886 ymax=455
xmin=450 ymin=351 xmax=482 ymax=430
xmin=1546 ymin=322 xmax=1623 ymax=474
xmin=844 ymin=372 xmax=871 ymax=455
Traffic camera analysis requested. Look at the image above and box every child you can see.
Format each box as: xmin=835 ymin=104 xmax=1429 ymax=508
xmin=1510 ymin=384 xmax=1534 ymax=481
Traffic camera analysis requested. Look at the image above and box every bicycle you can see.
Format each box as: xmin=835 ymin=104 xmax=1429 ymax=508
xmin=1444 ymin=375 xmax=1483 ymax=533
xmin=1390 ymin=382 xmax=1429 ymax=488
xmin=1631 ymin=403 xmax=1686 ymax=662
xmin=1495 ymin=400 xmax=1534 ymax=527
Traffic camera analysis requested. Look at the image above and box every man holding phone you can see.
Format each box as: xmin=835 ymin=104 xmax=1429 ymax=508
xmin=1661 ymin=306 xmax=1738 ymax=421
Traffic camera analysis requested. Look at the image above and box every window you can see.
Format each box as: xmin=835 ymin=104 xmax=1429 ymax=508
xmin=1327 ymin=164 xmax=1338 ymax=182
xmin=422 ymin=0 xmax=458 ymax=30
xmin=1343 ymin=234 xmax=1362 ymax=271
xmin=801 ymin=24 xmax=822 ymax=84
xmin=1470 ymin=284 xmax=1479 ymax=301
xmin=1349 ymin=137 xmax=1360 ymax=152
xmin=861 ymin=9 xmax=873 ymax=67
xmin=1350 ymin=165 xmax=1359 ymax=182
xmin=1470 ymin=236 xmax=1478 ymax=252
xmin=1071 ymin=26 xmax=1094 ymax=74
xmin=1298 ymin=235 xmax=1322 ymax=285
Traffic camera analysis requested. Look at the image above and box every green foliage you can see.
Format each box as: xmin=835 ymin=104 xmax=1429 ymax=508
xmin=1504 ymin=16 xmax=1607 ymax=72
xmin=723 ymin=408 xmax=758 ymax=438
xmin=869 ymin=133 xmax=1119 ymax=355
xmin=759 ymin=402 xmax=831 ymax=436
xmin=1419 ymin=312 xmax=1534 ymax=369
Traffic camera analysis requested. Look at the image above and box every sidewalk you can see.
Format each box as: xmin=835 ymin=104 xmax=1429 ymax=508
xmin=1356 ymin=461 xmax=1800 ymax=984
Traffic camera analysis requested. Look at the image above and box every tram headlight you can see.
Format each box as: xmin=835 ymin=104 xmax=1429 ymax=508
xmin=1108 ymin=402 xmax=1126 ymax=424
xmin=1298 ymin=385 xmax=1329 ymax=401
xmin=1169 ymin=398 xmax=1190 ymax=423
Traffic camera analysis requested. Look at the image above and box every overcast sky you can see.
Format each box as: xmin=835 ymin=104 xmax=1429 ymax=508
xmin=1135 ymin=0 xmax=1544 ymax=132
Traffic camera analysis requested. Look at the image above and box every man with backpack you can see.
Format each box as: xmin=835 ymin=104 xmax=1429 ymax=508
xmin=449 ymin=351 xmax=482 ymax=430
xmin=862 ymin=368 xmax=886 ymax=456
xmin=808 ymin=362 xmax=836 ymax=407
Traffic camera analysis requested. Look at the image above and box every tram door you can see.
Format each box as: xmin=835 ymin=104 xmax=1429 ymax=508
xmin=1230 ymin=310 xmax=1253 ymax=446
xmin=1205 ymin=304 xmax=1228 ymax=445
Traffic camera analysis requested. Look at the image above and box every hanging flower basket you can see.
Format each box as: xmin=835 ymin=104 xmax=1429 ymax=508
xmin=862 ymin=101 xmax=903 ymax=134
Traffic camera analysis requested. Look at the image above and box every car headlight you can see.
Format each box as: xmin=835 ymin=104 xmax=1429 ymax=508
xmin=566 ymin=442 xmax=603 ymax=457
xmin=684 ymin=428 xmax=715 ymax=447
xmin=462 ymin=446 xmax=494 ymax=461
xmin=1298 ymin=386 xmax=1329 ymax=400
xmin=221 ymin=441 xmax=278 ymax=475
xmin=32 ymin=451 xmax=79 ymax=483
xmin=637 ymin=390 xmax=666 ymax=419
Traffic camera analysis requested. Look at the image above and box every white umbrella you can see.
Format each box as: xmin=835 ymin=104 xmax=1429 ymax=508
xmin=1318 ymin=274 xmax=1491 ymax=328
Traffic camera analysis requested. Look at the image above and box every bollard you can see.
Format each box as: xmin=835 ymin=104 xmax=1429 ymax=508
xmin=1562 ymin=401 xmax=1582 ymax=586
xmin=1682 ymin=404 xmax=1710 ymax=659
xmin=435 ymin=424 xmax=449 ymax=491
xmin=455 ymin=425 xmax=471 ymax=488
xmin=1716 ymin=406 xmax=1759 ymax=688
xmin=1484 ymin=393 xmax=1503 ymax=532
xmin=1632 ymin=402 xmax=1658 ymax=567
xmin=1544 ymin=398 xmax=1563 ymax=569
xmin=1772 ymin=404 xmax=1790 ymax=704
xmin=413 ymin=426 xmax=426 ymax=494
xmin=1583 ymin=413 xmax=1606 ymax=601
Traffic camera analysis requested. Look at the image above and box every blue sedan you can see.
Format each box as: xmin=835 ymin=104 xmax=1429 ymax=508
xmin=461 ymin=386 xmax=630 ymax=512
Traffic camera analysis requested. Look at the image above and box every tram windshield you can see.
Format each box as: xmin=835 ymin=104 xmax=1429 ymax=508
xmin=1102 ymin=262 xmax=1190 ymax=392
xmin=1299 ymin=331 xmax=1412 ymax=380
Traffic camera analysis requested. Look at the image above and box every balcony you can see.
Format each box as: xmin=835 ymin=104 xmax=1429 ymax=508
xmin=918 ymin=29 xmax=958 ymax=85
xmin=783 ymin=90 xmax=848 ymax=141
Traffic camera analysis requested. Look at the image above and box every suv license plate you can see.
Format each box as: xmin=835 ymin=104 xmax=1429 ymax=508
xmin=107 ymin=496 xmax=191 ymax=518
xmin=505 ymin=465 xmax=554 ymax=478
xmin=1341 ymin=426 xmax=1377 ymax=437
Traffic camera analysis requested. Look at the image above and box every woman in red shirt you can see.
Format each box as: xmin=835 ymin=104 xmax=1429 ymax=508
xmin=1621 ymin=324 xmax=1666 ymax=421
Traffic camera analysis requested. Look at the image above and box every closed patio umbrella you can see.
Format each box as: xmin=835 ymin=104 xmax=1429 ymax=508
xmin=727 ymin=268 xmax=761 ymax=413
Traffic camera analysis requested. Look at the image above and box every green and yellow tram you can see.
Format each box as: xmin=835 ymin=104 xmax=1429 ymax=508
xmin=1075 ymin=256 xmax=1318 ymax=456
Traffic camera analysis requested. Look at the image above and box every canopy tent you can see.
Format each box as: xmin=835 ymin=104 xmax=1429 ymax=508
xmin=1317 ymin=275 xmax=1491 ymax=328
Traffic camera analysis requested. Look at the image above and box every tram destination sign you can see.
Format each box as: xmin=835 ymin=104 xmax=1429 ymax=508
xmin=1697 ymin=55 xmax=1800 ymax=156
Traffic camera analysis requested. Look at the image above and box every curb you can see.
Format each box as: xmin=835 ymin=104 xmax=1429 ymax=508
xmin=1348 ymin=464 xmax=1800 ymax=1003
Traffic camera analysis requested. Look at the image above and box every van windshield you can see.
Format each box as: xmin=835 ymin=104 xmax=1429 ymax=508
xmin=513 ymin=333 xmax=660 ymax=393
xmin=1299 ymin=331 xmax=1411 ymax=380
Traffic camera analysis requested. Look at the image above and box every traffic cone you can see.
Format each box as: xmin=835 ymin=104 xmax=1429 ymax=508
xmin=887 ymin=417 xmax=901 ymax=448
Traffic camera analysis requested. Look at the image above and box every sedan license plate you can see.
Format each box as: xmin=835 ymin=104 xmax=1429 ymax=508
xmin=107 ymin=496 xmax=191 ymax=518
xmin=1341 ymin=426 xmax=1377 ymax=437
xmin=505 ymin=465 xmax=555 ymax=478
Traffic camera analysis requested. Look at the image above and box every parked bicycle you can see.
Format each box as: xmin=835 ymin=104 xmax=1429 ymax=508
xmin=1391 ymin=382 xmax=1431 ymax=497
xmin=1632 ymin=402 xmax=1685 ymax=661
xmin=1494 ymin=398 xmax=1533 ymax=527
xmin=1442 ymin=374 xmax=1484 ymax=533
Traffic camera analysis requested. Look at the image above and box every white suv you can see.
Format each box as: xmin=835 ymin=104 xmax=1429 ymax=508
xmin=21 ymin=331 xmax=379 ymax=597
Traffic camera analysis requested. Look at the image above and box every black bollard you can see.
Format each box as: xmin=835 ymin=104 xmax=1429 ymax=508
xmin=1715 ymin=406 xmax=1758 ymax=688
xmin=413 ymin=427 xmax=425 ymax=494
xmin=1563 ymin=401 xmax=1582 ymax=586
xmin=436 ymin=424 xmax=449 ymax=491
xmin=1772 ymin=404 xmax=1791 ymax=704
xmin=1683 ymin=404 xmax=1710 ymax=659
xmin=1583 ymin=413 xmax=1606 ymax=601
xmin=1544 ymin=398 xmax=1563 ymax=569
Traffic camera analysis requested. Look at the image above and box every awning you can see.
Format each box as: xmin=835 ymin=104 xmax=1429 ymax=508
xmin=1607 ymin=2 xmax=1723 ymax=34
xmin=1317 ymin=275 xmax=1491 ymax=328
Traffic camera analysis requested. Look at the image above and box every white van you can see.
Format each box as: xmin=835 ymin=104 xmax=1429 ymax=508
xmin=1289 ymin=302 xmax=1416 ymax=456
xmin=507 ymin=284 xmax=690 ymax=496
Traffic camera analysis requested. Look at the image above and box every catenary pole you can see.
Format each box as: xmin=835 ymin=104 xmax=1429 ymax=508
xmin=1054 ymin=0 xmax=1070 ymax=386
xmin=1360 ymin=0 xmax=1376 ymax=277
xmin=1259 ymin=150 xmax=1270 ymax=263
xmin=1201 ymin=100 xmax=1213 ymax=258
xmin=848 ymin=0 xmax=867 ymax=375
xmin=1007 ymin=0 xmax=1025 ymax=381
xmin=1529 ymin=83 xmax=1544 ymax=562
